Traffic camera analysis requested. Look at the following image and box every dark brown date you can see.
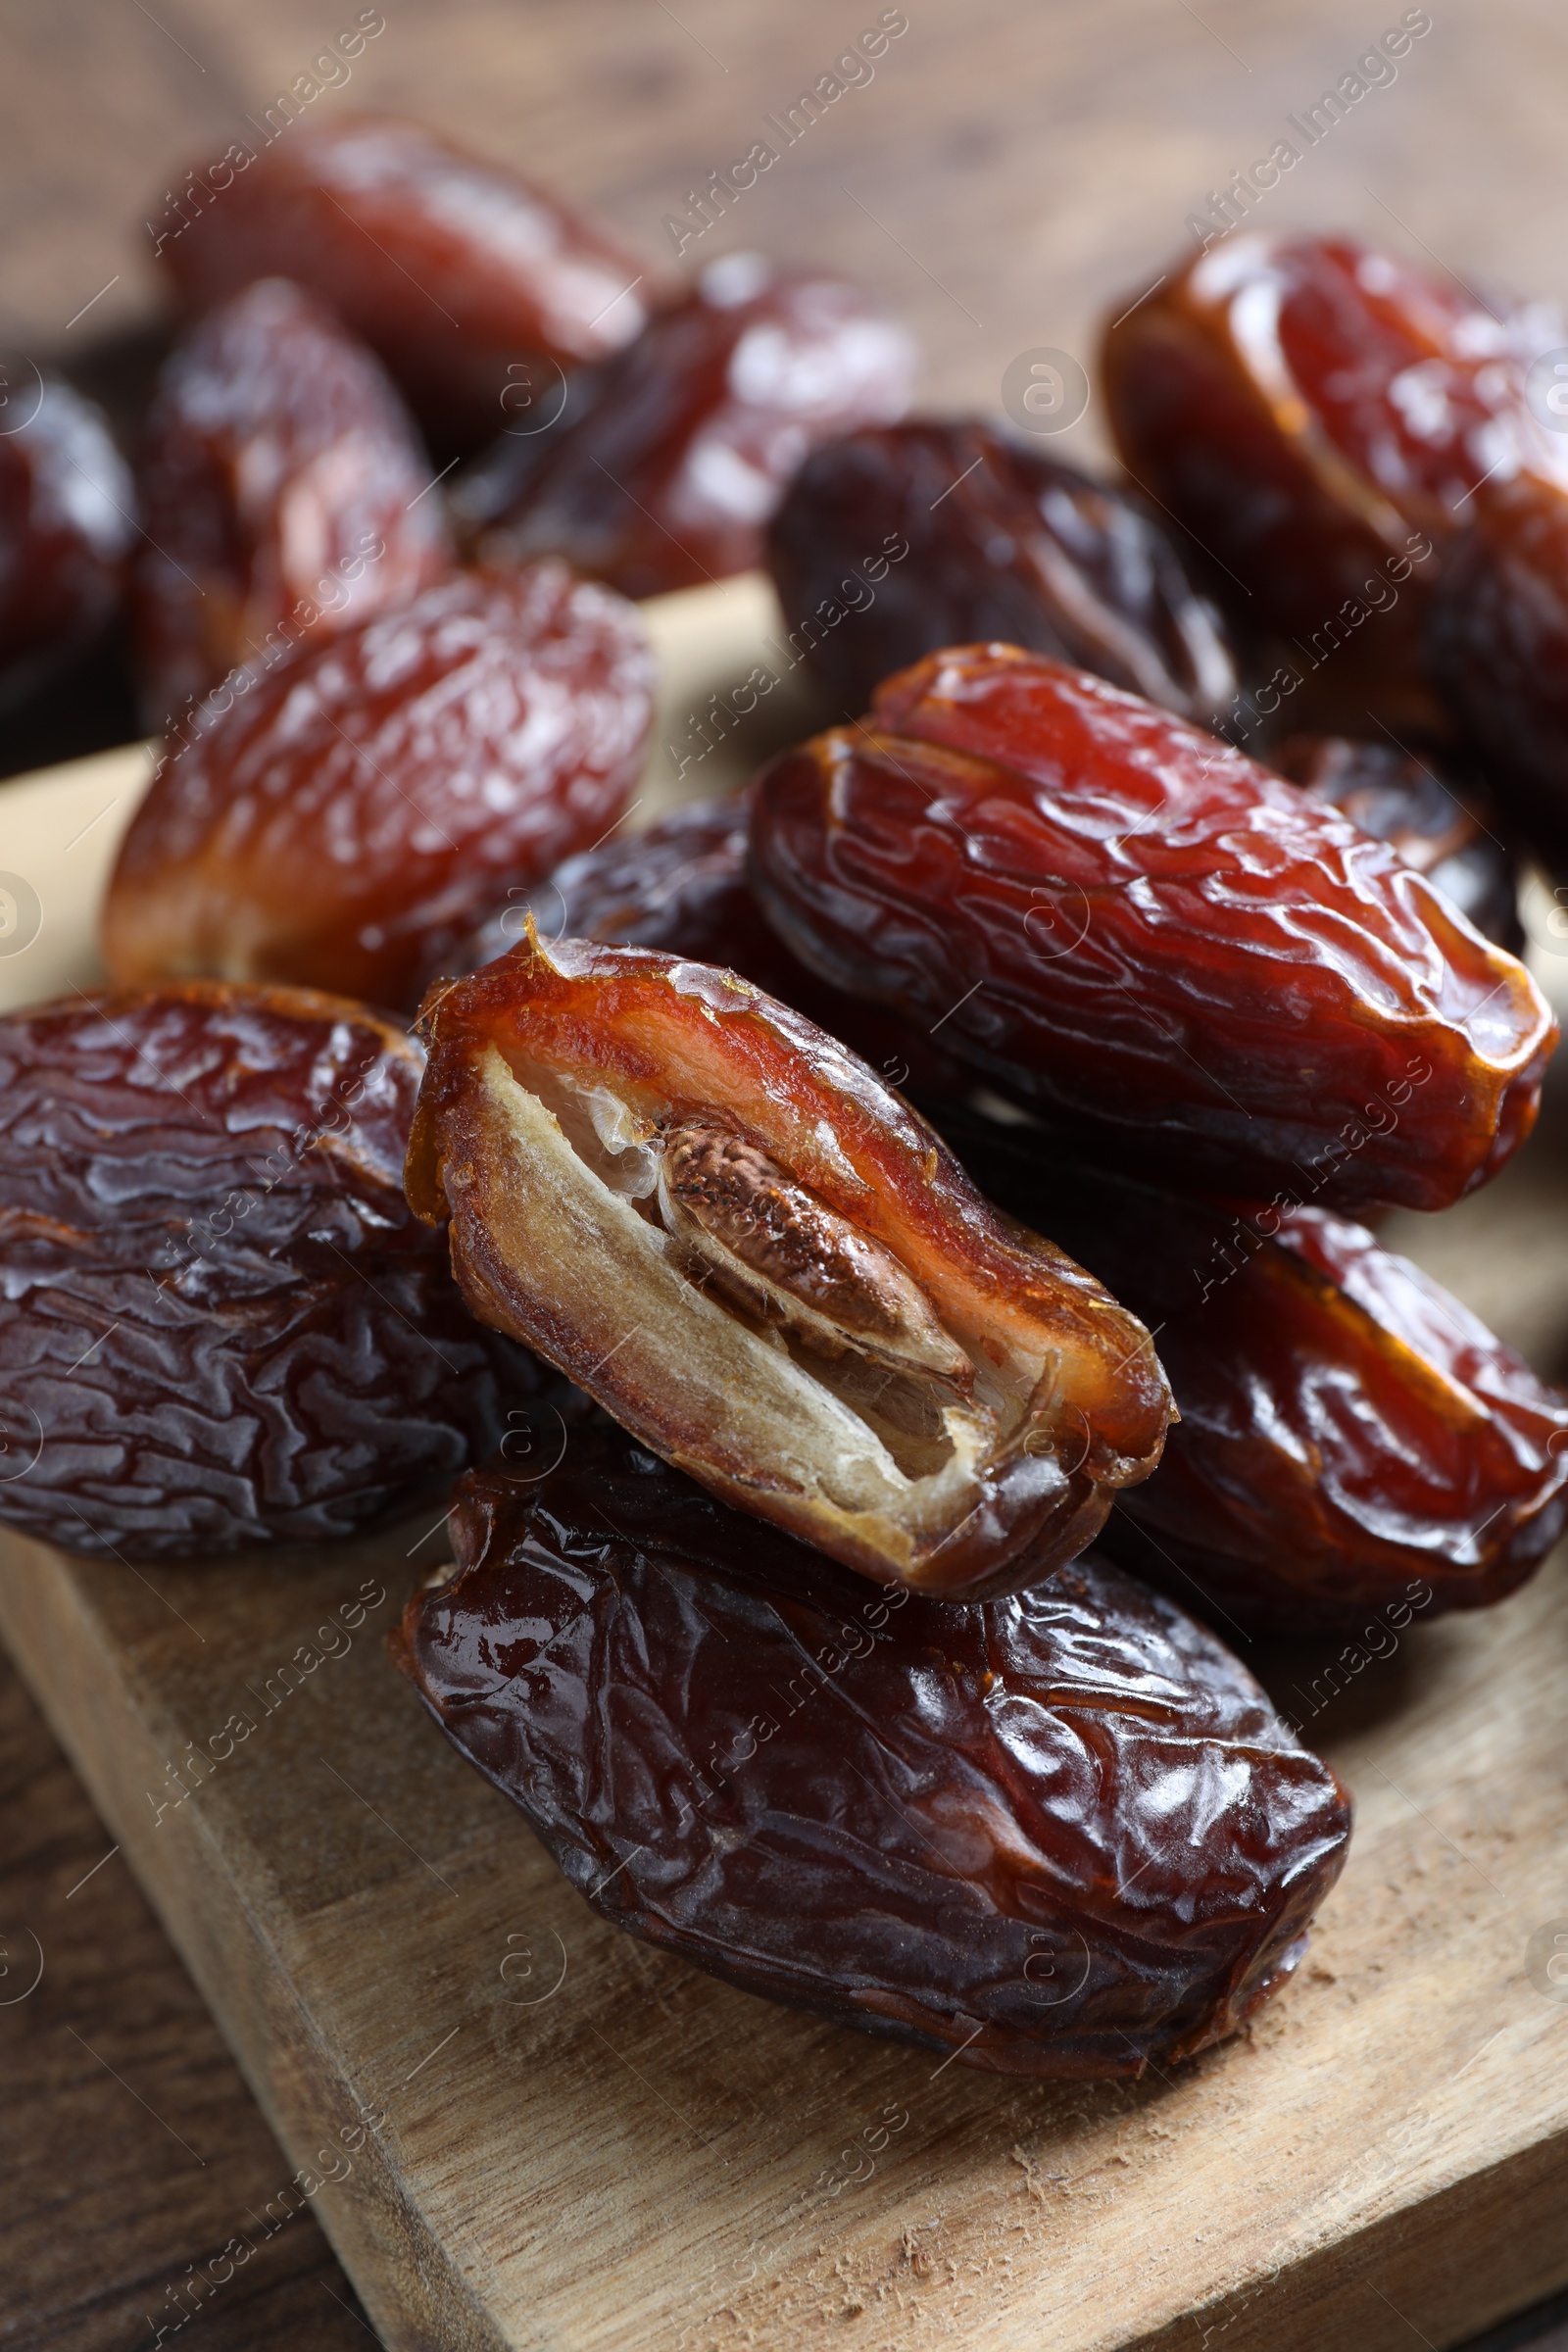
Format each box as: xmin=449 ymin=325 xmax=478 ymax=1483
xmin=1270 ymin=732 xmax=1520 ymax=951
xmin=0 ymin=369 xmax=134 ymax=708
xmin=103 ymin=563 xmax=655 ymax=1010
xmin=766 ymin=419 xmax=1238 ymax=721
xmin=749 ymin=645 xmax=1556 ymax=1212
xmin=395 ymin=1420 xmax=1350 ymax=2078
xmin=0 ymin=983 xmax=541 ymax=1563
xmin=1428 ymin=475 xmax=1568 ymax=865
xmin=406 ymin=933 xmax=1172 ymax=1597
xmin=932 ymin=1106 xmax=1568 ymax=1635
xmin=466 ymin=255 xmax=916 ymax=596
xmin=131 ymin=277 xmax=452 ymax=725
xmin=1102 ymin=234 xmax=1565 ymax=720
xmin=156 ymin=115 xmax=652 ymax=449
xmin=441 ymin=792 xmax=966 ymax=1100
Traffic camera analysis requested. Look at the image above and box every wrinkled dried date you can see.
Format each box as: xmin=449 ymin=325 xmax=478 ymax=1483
xmin=1428 ymin=476 xmax=1568 ymax=865
xmin=0 ymin=371 xmax=134 ymax=707
xmin=103 ymin=563 xmax=655 ymax=1009
xmin=157 ymin=115 xmax=651 ymax=448
xmin=131 ymin=278 xmax=451 ymax=724
xmin=1102 ymin=233 xmax=1566 ymax=714
xmin=442 ymin=793 xmax=966 ymax=1100
xmin=767 ymin=418 xmax=1238 ymax=721
xmin=465 ymin=255 xmax=916 ymax=596
xmin=934 ymin=1106 xmax=1568 ymax=1634
xmin=406 ymin=931 xmax=1172 ymax=1596
xmin=395 ymin=1420 xmax=1350 ymax=2077
xmin=1270 ymin=732 xmax=1519 ymax=951
xmin=749 ymin=645 xmax=1555 ymax=1210
xmin=0 ymin=983 xmax=541 ymax=1563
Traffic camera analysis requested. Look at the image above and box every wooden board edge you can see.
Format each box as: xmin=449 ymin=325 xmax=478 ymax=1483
xmin=0 ymin=1540 xmax=513 ymax=2352
xmin=1130 ymin=2127 xmax=1568 ymax=2352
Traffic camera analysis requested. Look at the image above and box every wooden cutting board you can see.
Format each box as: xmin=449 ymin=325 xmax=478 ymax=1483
xmin=5 ymin=577 xmax=1568 ymax=2352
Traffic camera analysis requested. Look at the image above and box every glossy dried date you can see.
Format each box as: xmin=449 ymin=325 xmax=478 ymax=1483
xmin=1102 ymin=234 xmax=1564 ymax=711
xmin=466 ymin=254 xmax=916 ymax=596
xmin=406 ymin=932 xmax=1172 ymax=1596
xmin=396 ymin=1420 xmax=1350 ymax=2077
xmin=157 ymin=115 xmax=651 ymax=447
xmin=441 ymin=793 xmax=966 ymax=1100
xmin=131 ymin=278 xmax=451 ymax=725
xmin=0 ymin=983 xmax=541 ymax=1563
xmin=749 ymin=645 xmax=1555 ymax=1210
xmin=935 ymin=1107 xmax=1568 ymax=1634
xmin=1270 ymin=732 xmax=1519 ymax=950
xmin=0 ymin=370 xmax=134 ymax=706
xmin=1428 ymin=475 xmax=1568 ymax=864
xmin=766 ymin=419 xmax=1238 ymax=720
xmin=103 ymin=563 xmax=655 ymax=1009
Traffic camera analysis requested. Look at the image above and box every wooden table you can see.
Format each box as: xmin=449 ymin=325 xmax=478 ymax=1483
xmin=6 ymin=1 xmax=1568 ymax=2344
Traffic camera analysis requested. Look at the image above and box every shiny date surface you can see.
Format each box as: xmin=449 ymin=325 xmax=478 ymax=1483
xmin=395 ymin=1420 xmax=1351 ymax=2079
xmin=0 ymin=983 xmax=540 ymax=1563
xmin=748 ymin=645 xmax=1555 ymax=1211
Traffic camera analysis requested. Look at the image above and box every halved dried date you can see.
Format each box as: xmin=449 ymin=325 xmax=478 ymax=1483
xmin=131 ymin=278 xmax=451 ymax=725
xmin=935 ymin=1105 xmax=1568 ymax=1635
xmin=1102 ymin=234 xmax=1565 ymax=712
xmin=441 ymin=793 xmax=966 ymax=1100
xmin=0 ymin=983 xmax=541 ymax=1563
xmin=405 ymin=932 xmax=1172 ymax=1596
xmin=103 ymin=563 xmax=655 ymax=1010
xmin=1270 ymin=732 xmax=1519 ymax=951
xmin=766 ymin=419 xmax=1238 ymax=721
xmin=749 ymin=645 xmax=1555 ymax=1211
xmin=156 ymin=116 xmax=652 ymax=448
xmin=395 ymin=1420 xmax=1350 ymax=2077
xmin=466 ymin=254 xmax=916 ymax=596
xmin=0 ymin=369 xmax=134 ymax=707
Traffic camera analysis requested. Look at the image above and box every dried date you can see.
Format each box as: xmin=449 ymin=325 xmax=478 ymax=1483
xmin=465 ymin=254 xmax=916 ymax=597
xmin=934 ymin=1106 xmax=1568 ymax=1634
xmin=0 ymin=983 xmax=541 ymax=1563
xmin=766 ymin=418 xmax=1238 ymax=720
xmin=103 ymin=563 xmax=655 ymax=1009
xmin=157 ymin=115 xmax=651 ymax=449
xmin=748 ymin=645 xmax=1555 ymax=1211
xmin=1428 ymin=475 xmax=1568 ymax=865
xmin=0 ymin=369 xmax=134 ymax=707
xmin=405 ymin=932 xmax=1172 ymax=1597
xmin=131 ymin=278 xmax=451 ymax=725
xmin=1102 ymin=234 xmax=1565 ymax=715
xmin=1270 ymin=732 xmax=1519 ymax=951
xmin=130 ymin=274 xmax=451 ymax=719
xmin=395 ymin=1419 xmax=1350 ymax=2077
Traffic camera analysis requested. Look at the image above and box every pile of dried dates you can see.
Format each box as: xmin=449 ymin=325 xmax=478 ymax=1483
xmin=5 ymin=131 xmax=1568 ymax=2080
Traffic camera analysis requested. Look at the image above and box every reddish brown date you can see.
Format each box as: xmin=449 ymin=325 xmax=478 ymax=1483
xmin=441 ymin=793 xmax=966 ymax=1100
xmin=1270 ymin=732 xmax=1520 ymax=951
xmin=0 ymin=983 xmax=541 ymax=1563
xmin=749 ymin=645 xmax=1555 ymax=1212
xmin=103 ymin=563 xmax=655 ymax=1010
xmin=406 ymin=933 xmax=1172 ymax=1597
xmin=157 ymin=116 xmax=651 ymax=448
xmin=1102 ymin=234 xmax=1564 ymax=715
xmin=934 ymin=1106 xmax=1568 ymax=1635
xmin=466 ymin=255 xmax=916 ymax=596
xmin=0 ymin=370 xmax=134 ymax=707
xmin=1428 ymin=475 xmax=1568 ymax=864
xmin=131 ymin=278 xmax=451 ymax=725
xmin=766 ymin=419 xmax=1238 ymax=721
xmin=396 ymin=1420 xmax=1350 ymax=2078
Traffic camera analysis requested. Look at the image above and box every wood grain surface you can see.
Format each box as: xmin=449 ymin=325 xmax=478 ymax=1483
xmin=5 ymin=0 xmax=1568 ymax=2345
